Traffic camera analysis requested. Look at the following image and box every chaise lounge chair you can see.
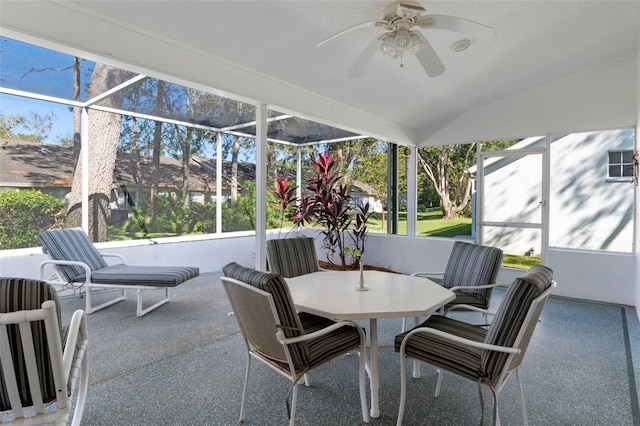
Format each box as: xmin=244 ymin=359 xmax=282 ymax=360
xmin=38 ymin=228 xmax=199 ymax=317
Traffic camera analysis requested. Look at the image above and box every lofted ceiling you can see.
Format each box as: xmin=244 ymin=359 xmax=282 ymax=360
xmin=1 ymin=1 xmax=639 ymax=147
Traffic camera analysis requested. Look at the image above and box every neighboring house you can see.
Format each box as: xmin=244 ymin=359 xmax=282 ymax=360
xmin=469 ymin=129 xmax=634 ymax=254
xmin=350 ymin=181 xmax=383 ymax=214
xmin=0 ymin=140 xmax=255 ymax=221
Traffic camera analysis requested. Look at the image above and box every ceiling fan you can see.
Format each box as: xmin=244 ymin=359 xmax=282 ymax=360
xmin=317 ymin=1 xmax=496 ymax=79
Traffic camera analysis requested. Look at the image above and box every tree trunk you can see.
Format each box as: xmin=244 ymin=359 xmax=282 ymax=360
xmin=65 ymin=64 xmax=127 ymax=241
xmin=150 ymin=81 xmax=165 ymax=219
xmin=182 ymin=127 xmax=191 ymax=208
xmin=71 ymin=57 xmax=81 ymax=167
xmin=230 ymin=135 xmax=239 ymax=204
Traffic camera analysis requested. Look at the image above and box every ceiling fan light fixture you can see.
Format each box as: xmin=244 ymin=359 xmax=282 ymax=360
xmin=380 ymin=34 xmax=397 ymax=57
xmin=407 ymin=32 xmax=424 ymax=54
xmin=393 ymin=28 xmax=413 ymax=50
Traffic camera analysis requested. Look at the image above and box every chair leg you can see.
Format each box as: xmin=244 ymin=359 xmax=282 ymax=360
xmin=136 ymin=287 xmax=170 ymax=317
xmin=491 ymin=387 xmax=500 ymax=426
xmin=397 ymin=351 xmax=408 ymax=426
xmin=358 ymin=345 xmax=370 ymax=423
xmin=434 ymin=369 xmax=443 ymax=397
xmin=289 ymin=381 xmax=298 ymax=426
xmin=85 ymin=286 xmax=125 ymax=314
xmin=239 ymin=354 xmax=251 ymax=423
xmin=516 ymin=369 xmax=529 ymax=425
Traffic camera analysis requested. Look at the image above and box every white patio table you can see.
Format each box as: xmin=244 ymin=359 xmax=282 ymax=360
xmin=285 ymin=269 xmax=455 ymax=418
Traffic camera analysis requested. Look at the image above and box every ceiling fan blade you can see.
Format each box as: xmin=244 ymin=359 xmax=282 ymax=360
xmin=317 ymin=20 xmax=385 ymax=46
xmin=419 ymin=14 xmax=496 ymax=42
xmin=347 ymin=38 xmax=381 ymax=79
xmin=414 ymin=32 xmax=445 ymax=77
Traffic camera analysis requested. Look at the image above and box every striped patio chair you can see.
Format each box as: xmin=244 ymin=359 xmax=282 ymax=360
xmin=266 ymin=237 xmax=321 ymax=278
xmin=221 ymin=262 xmax=369 ymax=425
xmin=395 ymin=264 xmax=556 ymax=426
xmin=38 ymin=228 xmax=199 ymax=317
xmin=0 ymin=277 xmax=88 ymax=425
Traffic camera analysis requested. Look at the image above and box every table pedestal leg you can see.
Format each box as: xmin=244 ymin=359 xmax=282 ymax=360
xmin=369 ymin=318 xmax=379 ymax=418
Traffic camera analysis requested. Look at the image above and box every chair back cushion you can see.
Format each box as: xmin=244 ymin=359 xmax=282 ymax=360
xmin=442 ymin=242 xmax=503 ymax=306
xmin=222 ymin=262 xmax=309 ymax=369
xmin=39 ymin=228 xmax=108 ymax=282
xmin=480 ymin=264 xmax=553 ymax=380
xmin=0 ymin=277 xmax=61 ymax=410
xmin=266 ymin=237 xmax=319 ymax=278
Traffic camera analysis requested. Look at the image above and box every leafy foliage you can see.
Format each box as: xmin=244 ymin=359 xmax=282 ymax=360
xmin=274 ymin=152 xmax=372 ymax=268
xmin=0 ymin=190 xmax=65 ymax=249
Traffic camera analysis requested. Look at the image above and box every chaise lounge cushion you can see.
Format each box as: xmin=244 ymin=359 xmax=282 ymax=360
xmin=74 ymin=264 xmax=199 ymax=287
xmin=39 ymin=228 xmax=199 ymax=287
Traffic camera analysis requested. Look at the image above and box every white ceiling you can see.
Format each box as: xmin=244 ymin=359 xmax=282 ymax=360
xmin=1 ymin=1 xmax=639 ymax=147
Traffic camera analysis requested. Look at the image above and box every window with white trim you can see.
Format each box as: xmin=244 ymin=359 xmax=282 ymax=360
xmin=608 ymin=150 xmax=633 ymax=180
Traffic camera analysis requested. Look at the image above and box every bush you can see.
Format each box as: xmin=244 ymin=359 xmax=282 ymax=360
xmin=0 ymin=189 xmax=65 ymax=249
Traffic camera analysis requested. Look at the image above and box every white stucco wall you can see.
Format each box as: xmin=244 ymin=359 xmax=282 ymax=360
xmin=0 ymin=231 xmax=635 ymax=306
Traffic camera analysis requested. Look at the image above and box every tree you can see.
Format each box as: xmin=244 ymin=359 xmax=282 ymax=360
xmin=417 ymin=139 xmax=521 ymax=219
xmin=65 ymin=64 xmax=129 ymax=241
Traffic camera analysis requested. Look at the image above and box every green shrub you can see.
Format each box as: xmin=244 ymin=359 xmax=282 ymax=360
xmin=0 ymin=189 xmax=65 ymax=249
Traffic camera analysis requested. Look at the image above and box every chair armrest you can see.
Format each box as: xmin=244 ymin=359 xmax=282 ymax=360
xmin=444 ymin=304 xmax=496 ymax=317
xmin=101 ymin=253 xmax=126 ymax=264
xmin=62 ymin=309 xmax=89 ymax=380
xmin=448 ymin=282 xmax=504 ymax=292
xmin=39 ymin=259 xmax=93 ymax=284
xmin=400 ymin=326 xmax=520 ymax=355
xmin=411 ymin=271 xmax=445 ymax=278
xmin=279 ymin=320 xmax=365 ymax=345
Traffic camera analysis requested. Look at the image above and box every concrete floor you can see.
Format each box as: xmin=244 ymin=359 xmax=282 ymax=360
xmin=54 ymin=272 xmax=640 ymax=426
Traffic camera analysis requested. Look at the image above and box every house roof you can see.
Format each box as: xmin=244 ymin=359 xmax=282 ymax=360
xmin=1 ymin=1 xmax=637 ymax=148
xmin=0 ymin=140 xmax=255 ymax=193
xmin=0 ymin=139 xmax=74 ymax=188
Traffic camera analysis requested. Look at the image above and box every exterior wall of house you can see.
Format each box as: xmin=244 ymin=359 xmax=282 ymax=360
xmin=481 ymin=129 xmax=634 ymax=255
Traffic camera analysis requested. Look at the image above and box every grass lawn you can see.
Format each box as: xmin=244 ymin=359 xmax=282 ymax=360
xmin=108 ymin=208 xmax=537 ymax=269
xmin=367 ymin=209 xmax=472 ymax=238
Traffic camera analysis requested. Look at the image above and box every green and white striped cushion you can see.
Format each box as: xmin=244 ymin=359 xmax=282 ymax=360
xmin=481 ymin=264 xmax=553 ymax=380
xmin=222 ymin=262 xmax=309 ymax=369
xmin=39 ymin=228 xmax=199 ymax=286
xmin=442 ymin=242 xmax=504 ymax=309
xmin=222 ymin=263 xmax=361 ymax=371
xmin=0 ymin=277 xmax=61 ymax=411
xmin=395 ymin=315 xmax=487 ymax=381
xmin=266 ymin=237 xmax=320 ymax=278
xmin=395 ymin=265 xmax=553 ymax=383
xmin=73 ymin=264 xmax=199 ymax=287
xmin=39 ymin=228 xmax=108 ymax=282
xmin=298 ymin=312 xmax=361 ymax=369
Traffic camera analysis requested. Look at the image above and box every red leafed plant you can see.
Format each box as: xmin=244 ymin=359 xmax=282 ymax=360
xmin=273 ymin=151 xmax=371 ymax=268
xmin=271 ymin=176 xmax=297 ymax=238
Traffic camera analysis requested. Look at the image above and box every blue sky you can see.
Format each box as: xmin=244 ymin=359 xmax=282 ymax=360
xmin=1 ymin=37 xmax=93 ymax=143
xmin=0 ymin=94 xmax=74 ymax=143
